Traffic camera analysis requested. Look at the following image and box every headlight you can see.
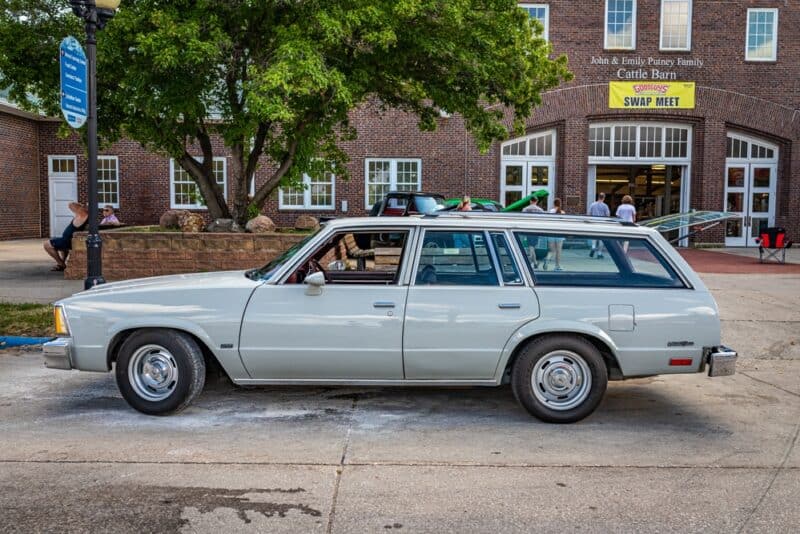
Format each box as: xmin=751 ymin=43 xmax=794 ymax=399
xmin=54 ymin=305 xmax=70 ymax=336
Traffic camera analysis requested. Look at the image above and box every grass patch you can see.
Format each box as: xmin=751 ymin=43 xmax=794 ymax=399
xmin=0 ymin=302 xmax=55 ymax=337
xmin=274 ymin=228 xmax=312 ymax=235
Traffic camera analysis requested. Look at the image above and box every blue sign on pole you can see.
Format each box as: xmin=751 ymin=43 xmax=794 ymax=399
xmin=59 ymin=36 xmax=88 ymax=129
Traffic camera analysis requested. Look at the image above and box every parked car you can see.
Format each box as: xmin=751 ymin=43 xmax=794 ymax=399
xmin=442 ymin=197 xmax=504 ymax=212
xmin=43 ymin=212 xmax=737 ymax=423
xmin=369 ymin=191 xmax=446 ymax=216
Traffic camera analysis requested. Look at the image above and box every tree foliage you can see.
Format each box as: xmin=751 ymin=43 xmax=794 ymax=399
xmin=1 ymin=0 xmax=571 ymax=224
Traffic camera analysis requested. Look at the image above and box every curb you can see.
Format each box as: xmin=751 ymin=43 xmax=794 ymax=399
xmin=0 ymin=336 xmax=55 ymax=349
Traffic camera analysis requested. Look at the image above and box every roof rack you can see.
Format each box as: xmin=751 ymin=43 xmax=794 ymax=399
xmin=423 ymin=211 xmax=638 ymax=227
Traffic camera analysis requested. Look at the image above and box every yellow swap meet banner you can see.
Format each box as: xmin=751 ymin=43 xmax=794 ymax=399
xmin=609 ymin=81 xmax=695 ymax=109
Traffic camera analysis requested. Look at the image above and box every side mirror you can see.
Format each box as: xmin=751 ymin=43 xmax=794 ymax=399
xmin=304 ymin=271 xmax=325 ymax=295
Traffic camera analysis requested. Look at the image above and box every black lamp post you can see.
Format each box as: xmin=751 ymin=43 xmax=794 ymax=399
xmin=69 ymin=0 xmax=119 ymax=289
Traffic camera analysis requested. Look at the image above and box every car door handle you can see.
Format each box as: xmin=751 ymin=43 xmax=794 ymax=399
xmin=498 ymin=303 xmax=521 ymax=309
xmin=373 ymin=301 xmax=396 ymax=308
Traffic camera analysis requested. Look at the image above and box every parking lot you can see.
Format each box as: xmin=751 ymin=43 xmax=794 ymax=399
xmin=1 ymin=271 xmax=799 ymax=533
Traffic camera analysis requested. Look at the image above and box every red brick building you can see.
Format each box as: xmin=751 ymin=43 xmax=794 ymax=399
xmin=2 ymin=1 xmax=798 ymax=246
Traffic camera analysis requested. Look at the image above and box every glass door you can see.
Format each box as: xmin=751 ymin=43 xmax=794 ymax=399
xmin=501 ymin=164 xmax=525 ymax=207
xmin=724 ymin=164 xmax=776 ymax=247
xmin=748 ymin=165 xmax=776 ymax=247
xmin=528 ymin=163 xmax=554 ymax=210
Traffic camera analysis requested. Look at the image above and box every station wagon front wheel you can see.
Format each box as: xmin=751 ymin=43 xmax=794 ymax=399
xmin=115 ymin=329 xmax=206 ymax=416
xmin=512 ymin=335 xmax=608 ymax=423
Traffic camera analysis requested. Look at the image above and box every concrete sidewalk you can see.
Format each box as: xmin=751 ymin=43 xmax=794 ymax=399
xmin=0 ymin=239 xmax=83 ymax=304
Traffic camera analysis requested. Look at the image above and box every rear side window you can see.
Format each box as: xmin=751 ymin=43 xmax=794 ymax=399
xmin=514 ymin=232 xmax=685 ymax=288
xmin=416 ymin=231 xmax=499 ymax=286
xmin=490 ymin=232 xmax=523 ymax=285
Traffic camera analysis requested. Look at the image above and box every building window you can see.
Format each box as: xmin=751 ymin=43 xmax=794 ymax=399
xmin=519 ymin=4 xmax=549 ymax=40
xmin=660 ymin=0 xmax=691 ymax=51
xmin=365 ymin=159 xmax=421 ymax=209
xmin=279 ymin=169 xmax=335 ymax=210
xmin=589 ymin=123 xmax=691 ymax=162
xmin=589 ymin=126 xmax=612 ymax=158
xmin=746 ymin=8 xmax=778 ymax=61
xmin=97 ymin=156 xmax=119 ymax=207
xmin=49 ymin=156 xmax=76 ymax=175
xmin=605 ymin=0 xmax=636 ymax=50
xmin=170 ymin=157 xmax=227 ymax=209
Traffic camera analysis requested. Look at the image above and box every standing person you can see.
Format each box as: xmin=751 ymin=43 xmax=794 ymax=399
xmin=587 ymin=192 xmax=610 ymax=258
xmin=616 ymin=195 xmax=637 ymax=223
xmin=616 ymin=195 xmax=637 ymax=253
xmin=43 ymin=202 xmax=88 ymax=271
xmin=522 ymin=195 xmax=545 ymax=213
xmin=545 ymin=197 xmax=565 ymax=271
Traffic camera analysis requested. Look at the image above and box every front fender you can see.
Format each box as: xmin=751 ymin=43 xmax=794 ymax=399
xmin=493 ymin=319 xmax=621 ymax=382
xmin=105 ymin=318 xmax=250 ymax=380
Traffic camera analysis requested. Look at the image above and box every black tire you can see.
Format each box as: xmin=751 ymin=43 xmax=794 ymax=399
xmin=115 ymin=329 xmax=206 ymax=415
xmin=511 ymin=335 xmax=608 ymax=423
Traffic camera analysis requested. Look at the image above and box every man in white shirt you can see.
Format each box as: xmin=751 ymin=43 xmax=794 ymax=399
xmin=522 ymin=196 xmax=545 ymax=213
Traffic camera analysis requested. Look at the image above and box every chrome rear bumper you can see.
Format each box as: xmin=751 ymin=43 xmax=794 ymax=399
xmin=42 ymin=337 xmax=73 ymax=370
xmin=705 ymin=346 xmax=738 ymax=377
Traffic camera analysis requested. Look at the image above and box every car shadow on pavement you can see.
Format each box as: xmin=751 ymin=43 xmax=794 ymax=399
xmin=50 ymin=373 xmax=728 ymax=436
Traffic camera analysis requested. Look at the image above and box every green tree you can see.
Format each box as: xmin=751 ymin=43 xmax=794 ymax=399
xmin=1 ymin=0 xmax=571 ymax=226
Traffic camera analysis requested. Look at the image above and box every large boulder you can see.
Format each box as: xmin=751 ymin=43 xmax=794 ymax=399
xmin=295 ymin=214 xmax=319 ymax=231
xmin=159 ymin=209 xmax=187 ymax=229
xmin=178 ymin=211 xmax=205 ymax=233
xmin=206 ymin=218 xmax=241 ymax=233
xmin=245 ymin=215 xmax=276 ymax=234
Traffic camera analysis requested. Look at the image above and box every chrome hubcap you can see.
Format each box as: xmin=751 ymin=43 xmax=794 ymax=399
xmin=531 ymin=350 xmax=592 ymax=411
xmin=128 ymin=344 xmax=179 ymax=402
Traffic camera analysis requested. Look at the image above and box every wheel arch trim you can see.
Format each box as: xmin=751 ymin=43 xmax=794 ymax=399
xmin=494 ymin=320 xmax=623 ymax=382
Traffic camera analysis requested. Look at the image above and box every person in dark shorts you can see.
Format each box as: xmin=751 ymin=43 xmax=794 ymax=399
xmin=44 ymin=202 xmax=89 ymax=271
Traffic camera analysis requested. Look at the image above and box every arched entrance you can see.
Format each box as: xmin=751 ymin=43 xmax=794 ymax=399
xmin=724 ymin=132 xmax=779 ymax=247
xmin=500 ymin=130 xmax=556 ymax=209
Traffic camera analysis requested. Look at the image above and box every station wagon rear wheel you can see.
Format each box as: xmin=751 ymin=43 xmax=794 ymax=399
xmin=512 ymin=335 xmax=608 ymax=423
xmin=115 ymin=329 xmax=206 ymax=416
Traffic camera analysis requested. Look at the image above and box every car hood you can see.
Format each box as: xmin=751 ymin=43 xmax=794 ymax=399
xmin=62 ymin=271 xmax=260 ymax=302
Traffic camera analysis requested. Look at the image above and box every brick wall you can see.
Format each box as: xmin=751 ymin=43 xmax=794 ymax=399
xmin=0 ymin=109 xmax=40 ymax=239
xmin=64 ymin=231 xmax=307 ymax=281
xmin=4 ymin=1 xmax=800 ymax=243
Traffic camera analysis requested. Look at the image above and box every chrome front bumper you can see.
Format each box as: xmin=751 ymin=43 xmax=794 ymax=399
xmin=705 ymin=346 xmax=738 ymax=377
xmin=43 ymin=337 xmax=73 ymax=370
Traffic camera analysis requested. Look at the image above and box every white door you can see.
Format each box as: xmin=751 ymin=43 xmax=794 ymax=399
xmin=528 ymin=163 xmax=554 ymax=210
xmin=724 ymin=164 xmax=777 ymax=247
xmin=403 ymin=229 xmax=540 ymax=380
xmin=48 ymin=156 xmax=78 ymax=238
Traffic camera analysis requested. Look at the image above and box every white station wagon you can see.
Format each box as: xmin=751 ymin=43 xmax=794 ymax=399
xmin=43 ymin=213 xmax=737 ymax=423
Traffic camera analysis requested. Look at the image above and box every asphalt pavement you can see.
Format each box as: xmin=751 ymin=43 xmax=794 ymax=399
xmin=0 ymin=269 xmax=799 ymax=532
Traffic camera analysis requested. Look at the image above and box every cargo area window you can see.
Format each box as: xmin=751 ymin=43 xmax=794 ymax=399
xmin=514 ymin=232 xmax=685 ymax=288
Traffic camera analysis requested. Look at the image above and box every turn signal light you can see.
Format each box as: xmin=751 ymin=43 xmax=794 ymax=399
xmin=54 ymin=306 xmax=70 ymax=336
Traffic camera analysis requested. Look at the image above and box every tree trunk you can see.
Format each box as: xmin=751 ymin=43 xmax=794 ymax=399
xmin=230 ymin=141 xmax=250 ymax=227
xmin=179 ymin=154 xmax=231 ymax=220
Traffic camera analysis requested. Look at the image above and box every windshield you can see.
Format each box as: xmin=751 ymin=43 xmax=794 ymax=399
xmin=415 ymin=196 xmax=446 ymax=214
xmin=245 ymin=228 xmax=322 ymax=281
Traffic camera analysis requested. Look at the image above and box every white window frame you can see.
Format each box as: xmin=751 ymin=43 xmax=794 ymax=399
xmin=745 ymin=8 xmax=778 ymax=62
xmin=518 ymin=3 xmax=550 ymax=41
xmin=364 ymin=158 xmax=422 ymax=209
xmin=604 ymin=0 xmax=637 ymax=50
xmin=169 ymin=157 xmax=227 ymax=210
xmin=659 ymin=0 xmax=692 ymax=51
xmin=97 ymin=155 xmax=120 ymax=208
xmin=279 ymin=170 xmax=336 ymax=210
xmin=587 ymin=122 xmax=692 ymax=164
xmin=48 ymin=155 xmax=77 ymax=177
